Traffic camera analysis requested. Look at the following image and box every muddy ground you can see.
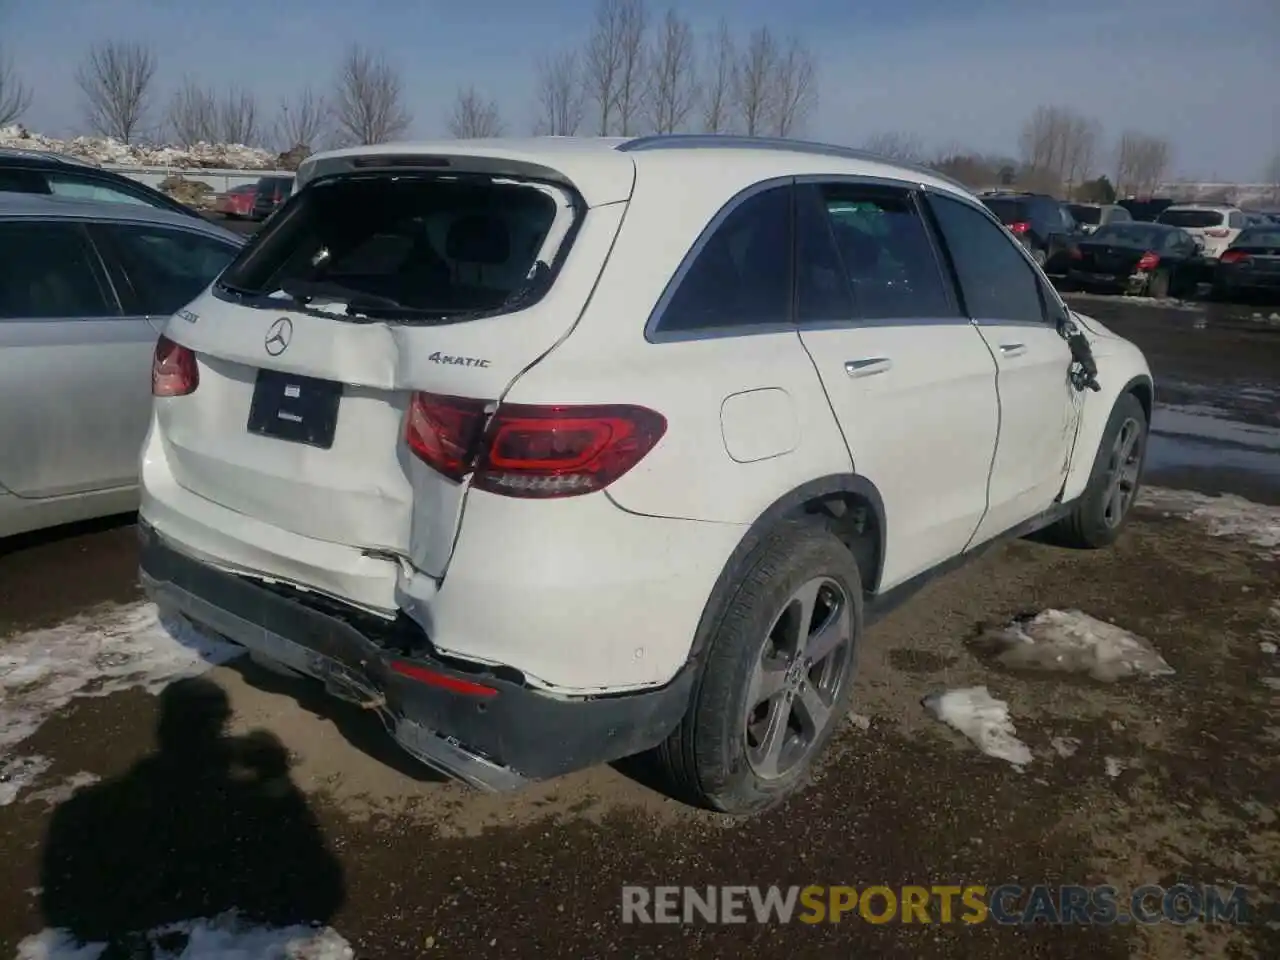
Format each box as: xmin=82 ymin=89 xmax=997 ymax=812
xmin=0 ymin=294 xmax=1277 ymax=958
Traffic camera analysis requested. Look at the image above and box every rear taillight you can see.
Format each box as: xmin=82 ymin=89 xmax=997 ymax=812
xmin=405 ymin=393 xmax=667 ymax=499
xmin=152 ymin=335 xmax=198 ymax=397
xmin=1069 ymin=246 xmax=1083 ymax=260
xmin=1205 ymin=228 xmax=1230 ymax=238
xmin=1136 ymin=252 xmax=1161 ymax=271
xmin=1008 ymin=221 xmax=1031 ymax=235
xmin=1219 ymin=249 xmax=1249 ymax=264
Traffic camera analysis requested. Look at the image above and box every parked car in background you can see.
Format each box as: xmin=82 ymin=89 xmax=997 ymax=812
xmin=978 ymin=190 xmax=1078 ymax=270
xmin=0 ymin=195 xmax=244 ymax=539
xmin=1213 ymin=225 xmax=1280 ymax=301
xmin=1066 ymin=222 xmax=1209 ymax=299
xmin=1066 ymin=203 xmax=1132 ymax=234
xmin=214 ymin=183 xmax=258 ymax=219
xmin=251 ymin=175 xmax=294 ymax=220
xmin=138 ymin=135 xmax=1153 ymax=813
xmin=1155 ymin=205 xmax=1246 ymax=259
xmin=1117 ymin=197 xmax=1175 ymax=222
xmin=0 ymin=147 xmax=203 ymax=220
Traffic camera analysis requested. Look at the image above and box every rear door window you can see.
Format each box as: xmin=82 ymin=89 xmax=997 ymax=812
xmin=799 ymin=183 xmax=957 ymax=321
xmin=0 ymin=168 xmax=52 ymax=195
xmin=927 ymin=194 xmax=1046 ymax=324
xmin=90 ymin=223 xmax=240 ymax=315
xmin=222 ymin=176 xmax=567 ymax=320
xmin=0 ymin=221 xmax=118 ymax=320
xmin=46 ymin=173 xmax=157 ymax=208
xmin=653 ymin=184 xmax=793 ymax=334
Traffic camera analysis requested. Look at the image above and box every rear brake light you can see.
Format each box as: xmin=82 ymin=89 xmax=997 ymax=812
xmin=1136 ymin=252 xmax=1161 ymax=271
xmin=1205 ymin=228 xmax=1229 ymax=238
xmin=1068 ymin=246 xmax=1083 ymax=260
xmin=390 ymin=661 xmax=497 ymax=697
xmin=1008 ymin=221 xmax=1030 ymax=235
xmin=1219 ymin=249 xmax=1249 ymax=263
xmin=152 ymin=335 xmax=198 ymax=397
xmin=405 ymin=393 xmax=667 ymax=499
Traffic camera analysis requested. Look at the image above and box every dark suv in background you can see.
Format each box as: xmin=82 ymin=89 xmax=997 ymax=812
xmin=250 ymin=175 xmax=294 ymax=220
xmin=978 ymin=191 xmax=1078 ymax=272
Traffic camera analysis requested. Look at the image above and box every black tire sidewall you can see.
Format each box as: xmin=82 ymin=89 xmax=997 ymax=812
xmin=1072 ymin=392 xmax=1149 ymax=546
xmin=689 ymin=523 xmax=863 ymax=814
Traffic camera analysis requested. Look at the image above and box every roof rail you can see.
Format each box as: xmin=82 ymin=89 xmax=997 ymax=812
xmin=616 ymin=134 xmax=970 ymax=193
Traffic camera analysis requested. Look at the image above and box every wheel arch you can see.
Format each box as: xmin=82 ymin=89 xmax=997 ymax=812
xmin=1062 ymin=371 xmax=1154 ymax=503
xmin=683 ymin=473 xmax=887 ymax=668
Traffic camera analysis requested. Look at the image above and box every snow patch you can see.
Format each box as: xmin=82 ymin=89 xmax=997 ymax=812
xmin=1104 ymin=757 xmax=1126 ymax=778
xmin=1138 ymin=487 xmax=1280 ymax=556
xmin=16 ymin=912 xmax=352 ymax=960
xmin=1050 ymin=736 xmax=1081 ymax=758
xmin=0 ymin=124 xmax=276 ymax=170
xmin=21 ymin=772 xmax=102 ymax=808
xmin=0 ymin=602 xmax=242 ymax=804
xmin=922 ymin=686 xmax=1032 ymax=768
xmin=973 ymin=609 xmax=1175 ymax=682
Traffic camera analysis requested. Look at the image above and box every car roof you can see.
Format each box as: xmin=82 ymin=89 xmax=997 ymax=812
xmin=0 ymin=146 xmax=100 ymax=169
xmin=299 ymin=134 xmax=977 ymax=207
xmin=0 ymin=192 xmax=243 ymax=242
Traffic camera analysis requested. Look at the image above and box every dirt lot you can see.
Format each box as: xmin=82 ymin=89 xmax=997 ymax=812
xmin=0 ymin=296 xmax=1277 ymax=959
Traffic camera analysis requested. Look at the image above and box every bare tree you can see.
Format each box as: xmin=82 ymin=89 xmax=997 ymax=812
xmin=1061 ymin=115 xmax=1101 ymax=197
xmin=447 ymin=86 xmax=504 ymax=139
xmin=0 ymin=47 xmax=32 ymax=127
xmin=644 ymin=8 xmax=697 ymax=134
xmin=769 ymin=36 xmax=817 ymax=137
xmin=532 ymin=50 xmax=586 ymax=136
xmin=862 ymin=131 xmax=925 ymax=163
xmin=1018 ymin=104 xmax=1103 ymax=196
xmin=75 ymin=41 xmax=157 ymax=143
xmin=700 ymin=20 xmax=735 ymax=134
xmin=167 ymin=79 xmax=216 ymax=145
xmin=217 ymin=87 xmax=259 ymax=145
xmin=273 ymin=87 xmax=330 ymax=153
xmin=1115 ymin=129 xmax=1173 ymax=197
xmin=584 ymin=0 xmax=649 ymax=135
xmin=733 ymin=27 xmax=778 ymax=136
xmin=332 ymin=44 xmax=412 ymax=146
xmin=1266 ymin=153 xmax=1280 ymax=206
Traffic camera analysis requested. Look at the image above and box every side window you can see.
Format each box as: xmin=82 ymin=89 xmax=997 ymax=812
xmin=1112 ymin=207 xmax=1131 ymax=223
xmin=1227 ymin=211 xmax=1244 ymax=229
xmin=800 ymin=183 xmax=957 ymax=321
xmin=928 ymin=194 xmax=1047 ymax=324
xmin=92 ymin=223 xmax=238 ymax=315
xmin=656 ymin=185 xmax=792 ymax=334
xmin=0 ymin=169 xmax=52 ymax=195
xmin=0 ymin=221 xmax=117 ymax=320
xmin=47 ymin=173 xmax=156 ymax=208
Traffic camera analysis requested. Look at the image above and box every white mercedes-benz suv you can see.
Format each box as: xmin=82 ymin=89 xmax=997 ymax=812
xmin=139 ymin=135 xmax=1153 ymax=814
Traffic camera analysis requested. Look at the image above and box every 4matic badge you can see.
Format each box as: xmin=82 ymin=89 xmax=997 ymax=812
xmin=428 ymin=351 xmax=490 ymax=368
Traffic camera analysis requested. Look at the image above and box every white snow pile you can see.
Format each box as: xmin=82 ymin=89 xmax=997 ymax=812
xmin=0 ymin=124 xmax=276 ymax=170
xmin=1138 ymin=486 xmax=1280 ymax=556
xmin=972 ymin=609 xmax=1175 ymax=683
xmin=17 ymin=911 xmax=352 ymax=960
xmin=922 ymin=686 xmax=1033 ymax=769
xmin=0 ymin=601 xmax=242 ymax=805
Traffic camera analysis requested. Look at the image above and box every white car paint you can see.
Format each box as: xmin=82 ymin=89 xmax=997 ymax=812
xmin=140 ymin=137 xmax=1151 ymax=697
xmin=1155 ymin=204 xmax=1247 ymax=259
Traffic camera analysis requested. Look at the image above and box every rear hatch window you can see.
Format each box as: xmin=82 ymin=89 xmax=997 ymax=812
xmin=1067 ymin=204 xmax=1101 ymax=225
xmin=220 ymin=174 xmax=569 ymax=323
xmin=980 ymin=198 xmax=1027 ymax=224
xmin=1157 ymin=209 xmax=1225 ymax=229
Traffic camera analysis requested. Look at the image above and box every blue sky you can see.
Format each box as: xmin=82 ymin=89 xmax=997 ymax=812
xmin=3 ymin=0 xmax=1277 ymax=180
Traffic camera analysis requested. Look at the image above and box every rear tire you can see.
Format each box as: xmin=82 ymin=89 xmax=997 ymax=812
xmin=655 ymin=522 xmax=863 ymax=815
xmin=1147 ymin=269 xmax=1171 ymax=300
xmin=1049 ymin=392 xmax=1148 ymax=549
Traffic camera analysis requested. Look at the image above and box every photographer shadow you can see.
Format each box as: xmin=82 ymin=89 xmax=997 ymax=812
xmin=39 ymin=676 xmax=345 ymax=954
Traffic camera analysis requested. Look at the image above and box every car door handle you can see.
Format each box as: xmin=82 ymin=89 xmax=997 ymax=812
xmin=845 ymin=357 xmax=893 ymax=378
xmin=999 ymin=342 xmax=1028 ymax=358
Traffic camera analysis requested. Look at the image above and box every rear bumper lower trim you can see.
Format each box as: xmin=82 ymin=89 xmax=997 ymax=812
xmin=138 ymin=520 xmax=695 ymax=789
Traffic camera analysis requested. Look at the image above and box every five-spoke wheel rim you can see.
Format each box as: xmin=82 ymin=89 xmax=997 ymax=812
xmin=1103 ymin=416 xmax=1143 ymax=528
xmin=744 ymin=577 xmax=854 ymax=780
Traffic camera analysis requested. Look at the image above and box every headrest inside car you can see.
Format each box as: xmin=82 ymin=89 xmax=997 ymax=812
xmin=446 ymin=214 xmax=510 ymax=265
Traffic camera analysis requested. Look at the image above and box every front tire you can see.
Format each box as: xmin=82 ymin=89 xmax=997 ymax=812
xmin=656 ymin=522 xmax=863 ymax=815
xmin=1049 ymin=392 xmax=1148 ymax=549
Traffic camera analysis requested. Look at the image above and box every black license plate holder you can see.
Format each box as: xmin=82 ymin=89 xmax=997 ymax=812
xmin=246 ymin=369 xmax=343 ymax=449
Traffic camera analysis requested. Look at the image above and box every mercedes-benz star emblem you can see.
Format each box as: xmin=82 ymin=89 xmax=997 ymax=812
xmin=264 ymin=317 xmax=293 ymax=356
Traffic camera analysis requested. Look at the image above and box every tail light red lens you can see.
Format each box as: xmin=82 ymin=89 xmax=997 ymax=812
xmin=1068 ymin=246 xmax=1083 ymax=260
xmin=152 ymin=335 xmax=199 ymax=397
xmin=405 ymin=393 xmax=667 ymax=499
xmin=1219 ymin=249 xmax=1248 ymax=264
xmin=1008 ymin=221 xmax=1031 ymax=235
xmin=1136 ymin=252 xmax=1161 ymax=271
